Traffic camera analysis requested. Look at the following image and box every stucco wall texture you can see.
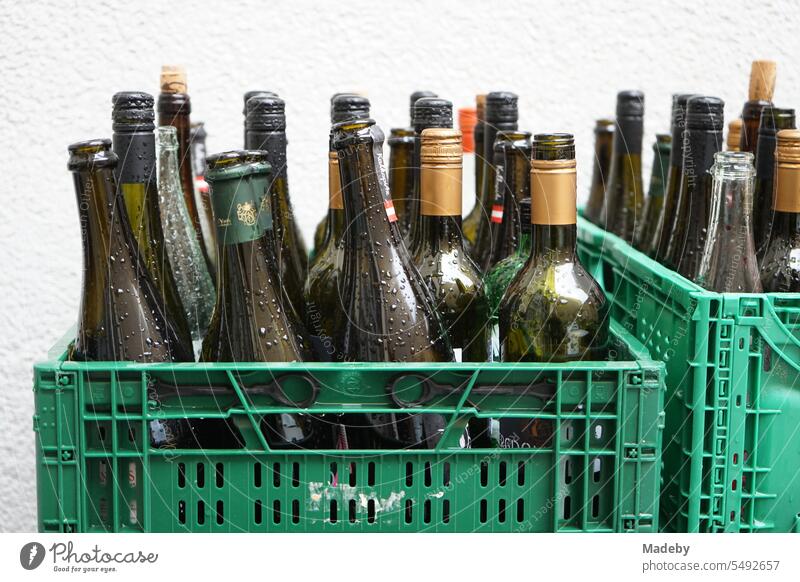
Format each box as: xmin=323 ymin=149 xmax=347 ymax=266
xmin=1 ymin=0 xmax=799 ymax=532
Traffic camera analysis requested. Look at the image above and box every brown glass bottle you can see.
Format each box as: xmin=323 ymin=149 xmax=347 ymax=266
xmin=111 ymin=92 xmax=194 ymax=353
xmin=157 ymin=66 xmax=214 ymax=275
xmin=753 ymin=107 xmax=796 ymax=259
xmin=654 ymin=94 xmax=696 ymax=263
xmin=472 ymin=92 xmax=519 ymax=270
xmin=601 ymin=90 xmax=645 ymax=241
xmin=488 ymin=130 xmax=532 ymax=268
xmin=664 ymin=96 xmax=725 ymax=280
xmin=739 ymin=60 xmax=776 ymax=153
xmin=761 ymin=129 xmax=800 ymax=292
xmin=462 ymin=94 xmax=487 ymax=248
xmin=244 ymin=95 xmax=308 ymax=320
xmin=583 ymin=119 xmax=614 ymax=225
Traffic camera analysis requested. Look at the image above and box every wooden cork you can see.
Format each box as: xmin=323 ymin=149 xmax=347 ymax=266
xmin=748 ymin=60 xmax=776 ymax=102
xmin=727 ymin=118 xmax=743 ymax=151
xmin=161 ymin=65 xmax=187 ymax=94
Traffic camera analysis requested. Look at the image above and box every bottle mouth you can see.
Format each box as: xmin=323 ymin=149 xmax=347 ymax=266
xmin=594 ymin=119 xmax=615 ymax=133
xmin=205 ymin=150 xmax=272 ymax=180
xmin=243 ymin=90 xmax=278 ymax=114
xmin=485 ymin=91 xmax=518 ymax=123
xmin=413 ymin=98 xmax=453 ymax=132
xmin=156 ymin=126 xmax=179 ymax=148
xmin=245 ymin=96 xmax=286 ymax=131
xmin=494 ymin=130 xmax=532 ymax=152
xmin=532 ymin=133 xmax=575 ymax=160
xmin=686 ymin=96 xmax=725 ymax=130
xmin=616 ymin=90 xmax=645 ymax=117
xmin=331 ymin=94 xmax=371 ymax=124
xmin=331 ymin=118 xmax=381 ymax=149
xmin=759 ymin=107 xmax=796 ymax=134
xmin=712 ymin=151 xmax=755 ymax=177
xmin=112 ymin=91 xmax=155 ymax=130
xmin=67 ymin=138 xmax=118 ymax=170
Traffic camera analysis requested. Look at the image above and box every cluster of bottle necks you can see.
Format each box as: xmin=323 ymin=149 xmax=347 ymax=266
xmin=584 ymin=60 xmax=800 ymax=294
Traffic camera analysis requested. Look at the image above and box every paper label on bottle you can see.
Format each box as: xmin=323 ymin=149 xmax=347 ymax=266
xmin=491 ymin=204 xmax=504 ymax=223
xmin=490 ymin=325 xmax=500 ymax=362
xmin=453 ymin=347 xmax=462 ymax=363
xmin=790 ymin=248 xmax=800 ymax=271
xmin=211 ymin=175 xmax=270 ymax=245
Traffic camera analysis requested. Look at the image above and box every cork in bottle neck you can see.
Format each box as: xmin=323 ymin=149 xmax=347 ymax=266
xmin=160 ymin=65 xmax=187 ymax=94
xmin=748 ymin=60 xmax=776 ymax=102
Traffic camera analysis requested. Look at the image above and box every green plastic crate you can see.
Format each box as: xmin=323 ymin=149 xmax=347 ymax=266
xmin=577 ymin=216 xmax=800 ymax=533
xmin=33 ymin=322 xmax=664 ymax=533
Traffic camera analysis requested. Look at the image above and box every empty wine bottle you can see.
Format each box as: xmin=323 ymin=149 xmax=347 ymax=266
xmin=189 ymin=121 xmax=217 ymax=275
xmin=761 ymin=129 xmax=800 ymax=291
xmin=304 ymin=151 xmax=346 ymax=361
xmin=111 ymin=92 xmax=193 ymax=354
xmin=412 ymin=127 xmax=489 ymax=362
xmin=458 ymin=106 xmax=478 ymax=215
xmin=157 ymin=126 xmax=215 ymax=340
xmin=312 ymin=94 xmax=371 ymax=255
xmin=388 ymin=127 xmax=415 ymax=235
xmin=158 ymin=66 xmax=215 ymax=275
xmin=488 ymin=130 xmax=532 ymax=268
xmin=601 ymin=90 xmax=645 ymax=241
xmin=244 ymin=95 xmax=308 ymax=319
xmin=696 ymin=152 xmax=761 ymax=292
xmin=409 ymin=90 xmax=437 ymax=122
xmin=407 ymin=98 xmax=454 ymax=247
xmin=753 ymin=107 xmax=796 ymax=259
xmin=484 ymin=198 xmax=531 ymax=362
xmin=654 ymin=94 xmax=696 ymax=263
xmin=500 ymin=133 xmax=609 ymax=362
xmin=635 ymin=134 xmax=671 ymax=255
xmin=462 ymin=94 xmax=487 ymax=247
xmin=664 ymin=96 xmax=725 ymax=279
xmin=739 ymin=60 xmax=776 ymax=153
xmin=242 ymin=90 xmax=277 ymax=143
xmin=333 ymin=118 xmax=453 ymax=449
xmin=583 ymin=119 xmax=615 ymax=226
xmin=472 ymin=92 xmax=519 ymax=270
xmin=727 ymin=118 xmax=743 ymax=151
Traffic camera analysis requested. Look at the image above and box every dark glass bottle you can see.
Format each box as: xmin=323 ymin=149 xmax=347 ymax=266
xmin=635 ymin=134 xmax=672 ymax=255
xmin=244 ymin=95 xmax=309 ymax=319
xmin=189 ymin=121 xmax=216 ymax=275
xmin=304 ymin=151 xmax=346 ymax=361
xmin=484 ymin=198 xmax=531 ymax=362
xmin=472 ymin=92 xmax=519 ymax=270
xmin=69 ymin=138 xmax=193 ymax=364
xmin=488 ymin=130 xmax=532 ymax=268
xmin=739 ymin=60 xmax=776 ymax=153
xmin=411 ymin=127 xmax=489 ymax=362
xmin=761 ymin=129 xmax=800 ymax=292
xmin=388 ymin=127 xmax=415 ymax=234
xmin=333 ymin=119 xmax=453 ymax=450
xmin=696 ymin=152 xmax=761 ymax=292
xmin=409 ymin=90 xmax=437 ymax=122
xmin=583 ymin=119 xmax=615 ymax=226
xmin=500 ymin=133 xmax=609 ymax=363
xmin=157 ymin=66 xmax=214 ymax=275
xmin=407 ymin=98 xmax=454 ymax=246
xmin=242 ymin=90 xmax=277 ymax=142
xmin=462 ymin=94 xmax=487 ymax=248
xmin=664 ymin=96 xmax=725 ymax=280
xmin=601 ymin=90 xmax=645 ymax=241
xmin=753 ymin=107 xmax=796 ymax=259
xmin=654 ymin=94 xmax=696 ymax=263
xmin=111 ymin=92 xmax=193 ymax=353
xmin=312 ymin=94 xmax=371 ymax=254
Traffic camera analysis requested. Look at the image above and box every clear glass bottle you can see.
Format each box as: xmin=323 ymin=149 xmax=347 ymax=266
xmin=157 ymin=126 xmax=216 ymax=341
xmin=696 ymin=152 xmax=762 ymax=292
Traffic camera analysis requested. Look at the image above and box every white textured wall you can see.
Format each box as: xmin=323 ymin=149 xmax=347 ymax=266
xmin=1 ymin=0 xmax=799 ymax=532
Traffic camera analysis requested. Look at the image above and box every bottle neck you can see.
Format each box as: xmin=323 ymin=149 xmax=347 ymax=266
xmin=480 ymin=121 xmax=517 ymax=209
xmin=530 ymin=224 xmax=577 ymax=260
xmin=112 ymin=130 xmax=156 ymax=186
xmin=388 ymin=138 xmax=413 ymax=217
xmin=157 ymin=144 xmax=182 ymax=196
xmin=771 ymin=210 xmax=800 ymax=241
xmin=649 ymin=146 xmax=671 ymax=198
xmin=245 ymin=129 xmax=288 ymax=182
xmin=740 ymin=100 xmax=770 ymax=153
xmin=682 ymin=128 xmax=723 ymax=199
xmin=415 ymin=215 xmax=465 ymax=254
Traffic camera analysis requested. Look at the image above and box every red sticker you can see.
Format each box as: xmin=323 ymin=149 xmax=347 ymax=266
xmin=491 ymin=204 xmax=504 ymax=223
xmin=384 ymin=199 xmax=398 ymax=222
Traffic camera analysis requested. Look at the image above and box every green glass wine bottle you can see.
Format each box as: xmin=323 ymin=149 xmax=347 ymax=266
xmin=111 ymin=91 xmax=193 ymax=354
xmin=472 ymin=92 xmax=518 ymax=270
xmin=312 ymin=94 xmax=371 ymax=255
xmin=601 ymin=90 xmax=645 ymax=242
xmin=696 ymin=152 xmax=761 ymax=292
xmin=407 ymin=98 xmax=453 ymax=247
xmin=484 ymin=197 xmax=531 ymax=362
xmin=583 ymin=119 xmax=614 ymax=226
xmin=189 ymin=120 xmax=217 ymax=277
xmin=333 ymin=118 xmax=453 ymax=449
xmin=462 ymin=94 xmax=487 ymax=248
xmin=411 ymin=127 xmax=489 ymax=362
xmin=739 ymin=60 xmax=776 ymax=153
xmin=156 ymin=126 xmax=216 ymax=341
xmin=244 ymin=95 xmax=308 ymax=319
xmin=487 ymin=130 xmax=531 ymax=268
xmin=664 ymin=96 xmax=725 ymax=280
xmin=654 ymin=94 xmax=696 ymax=263
xmin=500 ymin=133 xmax=609 ymax=363
xmin=157 ymin=66 xmax=215 ymax=275
xmin=753 ymin=106 xmax=796 ymax=260
xmin=388 ymin=127 xmax=415 ymax=234
xmin=635 ymin=134 xmax=671 ymax=255
xmin=761 ymin=129 xmax=800 ymax=292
